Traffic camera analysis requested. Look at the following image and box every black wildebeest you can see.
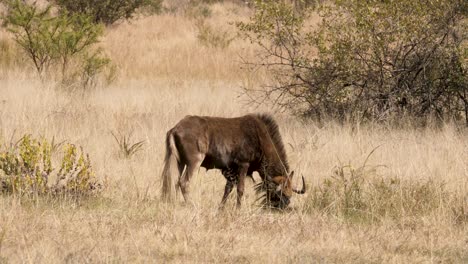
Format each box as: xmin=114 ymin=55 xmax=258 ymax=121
xmin=160 ymin=113 xmax=305 ymax=208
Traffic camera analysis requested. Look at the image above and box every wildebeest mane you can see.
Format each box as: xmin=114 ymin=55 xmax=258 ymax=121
xmin=252 ymin=114 xmax=292 ymax=208
xmin=253 ymin=113 xmax=290 ymax=172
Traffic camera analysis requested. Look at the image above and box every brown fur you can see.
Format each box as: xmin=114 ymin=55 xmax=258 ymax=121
xmin=160 ymin=113 xmax=305 ymax=208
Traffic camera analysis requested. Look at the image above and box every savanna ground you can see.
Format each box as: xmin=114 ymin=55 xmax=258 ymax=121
xmin=0 ymin=2 xmax=467 ymax=263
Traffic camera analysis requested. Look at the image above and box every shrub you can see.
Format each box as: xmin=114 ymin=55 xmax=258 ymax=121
xmin=195 ymin=19 xmax=234 ymax=49
xmin=0 ymin=135 xmax=101 ymax=197
xmin=77 ymin=49 xmax=112 ymax=90
xmin=141 ymin=0 xmax=165 ymax=16
xmin=53 ymin=0 xmax=164 ymax=25
xmin=185 ymin=1 xmax=213 ymax=19
xmin=2 ymin=0 xmax=110 ymax=87
xmin=238 ymin=0 xmax=468 ymax=124
xmin=2 ymin=1 xmax=58 ymax=75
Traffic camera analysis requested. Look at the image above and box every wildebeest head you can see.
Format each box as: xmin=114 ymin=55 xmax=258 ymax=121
xmin=256 ymin=171 xmax=306 ymax=209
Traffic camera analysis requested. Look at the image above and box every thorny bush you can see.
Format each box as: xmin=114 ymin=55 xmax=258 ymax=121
xmin=238 ymin=0 xmax=468 ymax=124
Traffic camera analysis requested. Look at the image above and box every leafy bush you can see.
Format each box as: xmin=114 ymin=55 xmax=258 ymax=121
xmin=78 ymin=50 xmax=113 ymax=90
xmin=195 ymin=19 xmax=234 ymax=49
xmin=238 ymin=0 xmax=468 ymax=124
xmin=53 ymin=0 xmax=163 ymax=25
xmin=0 ymin=135 xmax=101 ymax=197
xmin=185 ymin=1 xmax=213 ymax=19
xmin=2 ymin=0 xmax=110 ymax=88
xmin=3 ymin=1 xmax=59 ymax=75
xmin=141 ymin=0 xmax=165 ymax=16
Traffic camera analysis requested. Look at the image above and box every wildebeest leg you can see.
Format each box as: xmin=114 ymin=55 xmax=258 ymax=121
xmin=219 ymin=180 xmax=235 ymax=209
xmin=174 ymin=162 xmax=186 ymax=197
xmin=178 ymin=155 xmax=204 ymax=204
xmin=177 ymin=163 xmax=185 ymax=177
xmin=236 ymin=163 xmax=249 ymax=208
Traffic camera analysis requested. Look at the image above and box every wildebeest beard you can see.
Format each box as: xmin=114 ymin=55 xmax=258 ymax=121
xmin=254 ymin=180 xmax=290 ymax=209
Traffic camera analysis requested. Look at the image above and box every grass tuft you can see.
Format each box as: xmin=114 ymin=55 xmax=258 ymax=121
xmin=305 ymin=149 xmax=467 ymax=225
xmin=111 ymin=131 xmax=145 ymax=159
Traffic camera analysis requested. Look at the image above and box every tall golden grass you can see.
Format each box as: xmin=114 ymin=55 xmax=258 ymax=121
xmin=0 ymin=2 xmax=467 ymax=263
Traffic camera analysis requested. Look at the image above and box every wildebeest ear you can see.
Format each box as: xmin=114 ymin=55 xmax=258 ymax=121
xmin=289 ymin=171 xmax=295 ymax=179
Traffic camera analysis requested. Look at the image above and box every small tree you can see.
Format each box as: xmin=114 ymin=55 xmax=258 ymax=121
xmin=52 ymin=13 xmax=103 ymax=79
xmin=238 ymin=0 xmax=467 ymax=124
xmin=53 ymin=0 xmax=163 ymax=25
xmin=2 ymin=1 xmax=58 ymax=75
xmin=2 ymin=0 xmax=109 ymax=87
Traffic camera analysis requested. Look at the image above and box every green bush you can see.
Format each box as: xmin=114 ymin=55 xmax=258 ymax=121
xmin=195 ymin=19 xmax=234 ymax=49
xmin=238 ymin=0 xmax=468 ymax=124
xmin=0 ymin=135 xmax=101 ymax=197
xmin=77 ymin=49 xmax=112 ymax=90
xmin=3 ymin=1 xmax=59 ymax=75
xmin=2 ymin=0 xmax=110 ymax=88
xmin=53 ymin=0 xmax=163 ymax=25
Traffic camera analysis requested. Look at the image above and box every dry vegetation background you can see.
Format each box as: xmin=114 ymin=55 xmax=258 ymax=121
xmin=0 ymin=2 xmax=467 ymax=263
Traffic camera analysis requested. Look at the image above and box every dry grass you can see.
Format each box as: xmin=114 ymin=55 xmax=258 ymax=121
xmin=0 ymin=2 xmax=467 ymax=263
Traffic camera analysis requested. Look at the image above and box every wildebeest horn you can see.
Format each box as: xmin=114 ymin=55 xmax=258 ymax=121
xmin=293 ymin=175 xmax=306 ymax=194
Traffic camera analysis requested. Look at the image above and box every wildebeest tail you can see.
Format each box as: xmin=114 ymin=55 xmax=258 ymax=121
xmin=161 ymin=130 xmax=180 ymax=202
